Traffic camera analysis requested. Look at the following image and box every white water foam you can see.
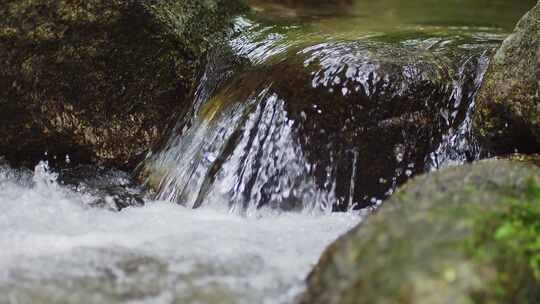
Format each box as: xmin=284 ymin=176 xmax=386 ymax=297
xmin=0 ymin=163 xmax=360 ymax=303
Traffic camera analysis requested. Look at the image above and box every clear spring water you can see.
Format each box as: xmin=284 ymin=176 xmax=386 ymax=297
xmin=0 ymin=163 xmax=360 ymax=303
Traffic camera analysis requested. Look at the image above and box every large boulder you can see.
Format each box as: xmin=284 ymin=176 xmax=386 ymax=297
xmin=140 ymin=17 xmax=499 ymax=211
xmin=300 ymin=158 xmax=540 ymax=303
xmin=473 ymin=1 xmax=540 ymax=155
xmin=0 ymin=0 xmax=246 ymax=169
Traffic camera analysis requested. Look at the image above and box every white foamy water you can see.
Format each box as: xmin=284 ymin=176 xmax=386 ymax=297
xmin=0 ymin=163 xmax=360 ymax=304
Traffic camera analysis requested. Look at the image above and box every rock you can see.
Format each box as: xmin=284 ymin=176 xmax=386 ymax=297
xmin=141 ymin=18 xmax=499 ymax=211
xmin=0 ymin=0 xmax=247 ymax=169
xmin=58 ymin=165 xmax=146 ymax=211
xmin=473 ymin=1 xmax=540 ymax=155
xmin=300 ymin=159 xmax=540 ymax=303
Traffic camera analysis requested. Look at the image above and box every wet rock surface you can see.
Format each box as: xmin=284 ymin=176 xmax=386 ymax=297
xmin=141 ymin=17 xmax=500 ymax=211
xmin=58 ymin=165 xmax=146 ymax=211
xmin=474 ymin=0 xmax=540 ymax=155
xmin=300 ymin=159 xmax=540 ymax=304
xmin=0 ymin=0 xmax=246 ymax=169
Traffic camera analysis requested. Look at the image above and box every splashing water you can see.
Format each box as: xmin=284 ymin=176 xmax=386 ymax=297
xmin=0 ymin=163 xmax=360 ymax=303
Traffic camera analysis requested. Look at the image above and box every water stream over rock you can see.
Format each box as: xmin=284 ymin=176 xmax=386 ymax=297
xmin=0 ymin=0 xmax=536 ymax=303
xmin=140 ymin=14 xmax=503 ymax=211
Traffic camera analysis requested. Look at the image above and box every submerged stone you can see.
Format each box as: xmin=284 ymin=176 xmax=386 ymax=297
xmin=299 ymin=159 xmax=540 ymax=304
xmin=0 ymin=0 xmax=246 ymax=169
xmin=474 ymin=0 xmax=540 ymax=155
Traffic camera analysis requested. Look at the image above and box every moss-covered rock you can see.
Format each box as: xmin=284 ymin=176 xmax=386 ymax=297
xmin=473 ymin=0 xmax=540 ymax=155
xmin=300 ymin=159 xmax=540 ymax=303
xmin=0 ymin=0 xmax=246 ymax=169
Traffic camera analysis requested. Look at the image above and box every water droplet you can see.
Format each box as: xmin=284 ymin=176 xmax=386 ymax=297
xmin=394 ymin=145 xmax=405 ymax=163
xmin=204 ymin=153 xmax=217 ymax=163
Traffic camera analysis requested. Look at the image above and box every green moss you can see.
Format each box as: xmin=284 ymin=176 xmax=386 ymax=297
xmin=467 ymin=179 xmax=540 ymax=301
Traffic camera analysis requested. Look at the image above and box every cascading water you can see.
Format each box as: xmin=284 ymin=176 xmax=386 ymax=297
xmin=0 ymin=0 xmax=534 ymax=303
xmin=141 ymin=15 xmax=502 ymax=212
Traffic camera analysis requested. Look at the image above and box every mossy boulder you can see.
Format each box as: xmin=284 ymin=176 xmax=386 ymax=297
xmin=0 ymin=0 xmax=246 ymax=169
xmin=473 ymin=0 xmax=540 ymax=155
xmin=300 ymin=158 xmax=540 ymax=303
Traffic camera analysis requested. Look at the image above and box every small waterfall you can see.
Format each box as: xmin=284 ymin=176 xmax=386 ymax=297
xmin=1 ymin=2 xmax=535 ymax=303
xmin=140 ymin=17 xmax=502 ymax=212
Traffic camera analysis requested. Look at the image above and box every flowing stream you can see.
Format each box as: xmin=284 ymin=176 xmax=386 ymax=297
xmin=0 ymin=0 xmax=535 ymax=303
xmin=0 ymin=163 xmax=359 ymax=303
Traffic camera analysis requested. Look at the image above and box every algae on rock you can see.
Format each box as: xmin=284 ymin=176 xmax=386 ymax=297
xmin=0 ymin=0 xmax=246 ymax=168
xmin=300 ymin=158 xmax=540 ymax=304
xmin=474 ymin=0 xmax=540 ymax=155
